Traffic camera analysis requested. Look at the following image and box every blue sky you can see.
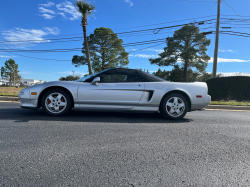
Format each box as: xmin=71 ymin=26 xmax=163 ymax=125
xmin=1 ymin=0 xmax=250 ymax=81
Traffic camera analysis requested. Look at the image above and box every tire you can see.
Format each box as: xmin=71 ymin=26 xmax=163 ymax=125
xmin=41 ymin=89 xmax=72 ymax=116
xmin=160 ymin=93 xmax=188 ymax=120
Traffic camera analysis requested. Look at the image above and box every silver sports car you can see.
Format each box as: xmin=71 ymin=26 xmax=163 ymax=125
xmin=18 ymin=68 xmax=211 ymax=120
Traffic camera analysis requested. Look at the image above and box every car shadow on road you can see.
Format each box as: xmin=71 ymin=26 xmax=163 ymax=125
xmin=0 ymin=108 xmax=192 ymax=124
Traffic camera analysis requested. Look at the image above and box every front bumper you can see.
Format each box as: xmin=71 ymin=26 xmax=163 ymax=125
xmin=19 ymin=98 xmax=38 ymax=110
xmin=18 ymin=88 xmax=38 ymax=110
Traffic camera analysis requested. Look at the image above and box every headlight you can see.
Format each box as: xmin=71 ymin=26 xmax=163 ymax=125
xmin=19 ymin=92 xmax=24 ymax=95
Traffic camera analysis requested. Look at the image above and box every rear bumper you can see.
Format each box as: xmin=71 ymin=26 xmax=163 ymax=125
xmin=19 ymin=98 xmax=38 ymax=110
xmin=205 ymin=94 xmax=211 ymax=105
xmin=191 ymin=95 xmax=211 ymax=111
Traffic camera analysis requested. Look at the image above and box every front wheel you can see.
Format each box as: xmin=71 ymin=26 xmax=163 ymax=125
xmin=41 ymin=89 xmax=72 ymax=116
xmin=160 ymin=93 xmax=188 ymax=120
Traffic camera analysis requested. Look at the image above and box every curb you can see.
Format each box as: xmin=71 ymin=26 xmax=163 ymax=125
xmin=0 ymin=96 xmax=250 ymax=111
xmin=206 ymin=105 xmax=250 ymax=111
xmin=0 ymin=96 xmax=19 ymax=102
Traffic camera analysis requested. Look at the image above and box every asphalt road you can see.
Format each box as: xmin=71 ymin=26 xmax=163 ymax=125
xmin=1 ymin=102 xmax=250 ymax=187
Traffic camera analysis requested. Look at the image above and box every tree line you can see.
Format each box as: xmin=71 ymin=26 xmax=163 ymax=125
xmin=60 ymin=0 xmax=213 ymax=82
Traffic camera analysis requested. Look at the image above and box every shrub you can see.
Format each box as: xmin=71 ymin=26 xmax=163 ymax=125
xmin=206 ymin=76 xmax=250 ymax=101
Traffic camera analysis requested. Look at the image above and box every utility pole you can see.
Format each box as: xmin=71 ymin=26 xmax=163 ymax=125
xmin=72 ymin=71 xmax=75 ymax=76
xmin=212 ymin=0 xmax=221 ymax=78
xmin=13 ymin=65 xmax=15 ymax=87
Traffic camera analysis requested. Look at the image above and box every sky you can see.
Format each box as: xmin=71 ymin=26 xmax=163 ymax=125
xmin=1 ymin=0 xmax=250 ymax=81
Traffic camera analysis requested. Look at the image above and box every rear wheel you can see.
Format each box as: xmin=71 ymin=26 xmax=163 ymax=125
xmin=41 ymin=89 xmax=72 ymax=116
xmin=160 ymin=93 xmax=188 ymax=120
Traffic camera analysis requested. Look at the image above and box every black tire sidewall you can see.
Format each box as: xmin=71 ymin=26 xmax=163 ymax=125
xmin=160 ymin=93 xmax=188 ymax=120
xmin=41 ymin=89 xmax=72 ymax=116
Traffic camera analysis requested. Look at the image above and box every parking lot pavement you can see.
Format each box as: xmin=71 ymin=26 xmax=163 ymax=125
xmin=1 ymin=102 xmax=250 ymax=186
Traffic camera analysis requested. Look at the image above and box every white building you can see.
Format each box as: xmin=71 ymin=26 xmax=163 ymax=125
xmin=21 ymin=79 xmax=46 ymax=86
xmin=0 ymin=78 xmax=8 ymax=85
xmin=0 ymin=78 xmax=45 ymax=86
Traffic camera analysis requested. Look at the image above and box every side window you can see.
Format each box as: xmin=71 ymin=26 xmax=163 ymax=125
xmin=98 ymin=69 xmax=141 ymax=83
xmin=102 ymin=74 xmax=127 ymax=83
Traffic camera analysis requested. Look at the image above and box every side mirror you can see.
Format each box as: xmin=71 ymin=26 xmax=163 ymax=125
xmin=91 ymin=77 xmax=100 ymax=85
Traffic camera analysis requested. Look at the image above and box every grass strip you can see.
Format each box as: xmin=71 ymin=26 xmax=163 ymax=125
xmin=210 ymin=101 xmax=250 ymax=106
xmin=0 ymin=94 xmax=19 ymax=97
xmin=0 ymin=86 xmax=23 ymax=97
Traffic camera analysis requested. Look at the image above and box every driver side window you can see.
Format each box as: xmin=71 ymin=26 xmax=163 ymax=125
xmin=102 ymin=74 xmax=127 ymax=83
xmin=98 ymin=70 xmax=141 ymax=83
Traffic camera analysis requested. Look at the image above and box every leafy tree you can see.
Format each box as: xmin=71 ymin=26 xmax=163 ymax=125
xmin=149 ymin=25 xmax=211 ymax=82
xmin=153 ymin=66 xmax=200 ymax=82
xmin=59 ymin=75 xmax=81 ymax=81
xmin=1 ymin=59 xmax=20 ymax=86
xmin=72 ymin=27 xmax=129 ymax=73
xmin=196 ymin=72 xmax=222 ymax=82
xmin=153 ymin=68 xmax=169 ymax=80
xmin=76 ymin=0 xmax=95 ymax=75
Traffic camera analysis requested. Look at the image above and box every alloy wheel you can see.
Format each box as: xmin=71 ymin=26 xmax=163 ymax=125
xmin=45 ymin=92 xmax=67 ymax=114
xmin=166 ymin=97 xmax=185 ymax=117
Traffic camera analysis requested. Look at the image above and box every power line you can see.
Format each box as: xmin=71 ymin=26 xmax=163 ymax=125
xmin=221 ymin=32 xmax=250 ymax=37
xmin=113 ymin=15 xmax=217 ymax=31
xmin=1 ymin=31 xmax=215 ymax=61
xmin=221 ymin=30 xmax=250 ymax=36
xmin=0 ymin=24 xmax=217 ymax=48
xmin=1 ymin=17 xmax=244 ymax=47
xmin=1 ymin=31 xmax=216 ymax=54
xmin=2 ymin=51 xmax=72 ymax=61
xmin=0 ymin=19 xmax=216 ymax=44
xmin=2 ymin=41 xmax=167 ymax=61
xmin=128 ymin=42 xmax=166 ymax=53
xmin=223 ymin=0 xmax=250 ymax=33
xmin=223 ymin=0 xmax=250 ymax=26
xmin=0 ymin=38 xmax=168 ymax=53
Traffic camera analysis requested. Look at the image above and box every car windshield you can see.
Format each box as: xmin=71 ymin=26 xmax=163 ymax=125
xmin=75 ymin=69 xmax=109 ymax=82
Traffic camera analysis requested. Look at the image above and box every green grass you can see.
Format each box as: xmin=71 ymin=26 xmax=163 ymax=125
xmin=210 ymin=101 xmax=250 ymax=106
xmin=0 ymin=93 xmax=19 ymax=97
xmin=0 ymin=86 xmax=24 ymax=97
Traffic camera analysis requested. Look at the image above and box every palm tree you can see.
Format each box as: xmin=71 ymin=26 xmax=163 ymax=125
xmin=76 ymin=0 xmax=95 ymax=75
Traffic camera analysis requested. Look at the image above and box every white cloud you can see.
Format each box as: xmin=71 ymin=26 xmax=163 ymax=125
xmin=208 ymin=57 xmax=250 ymax=63
xmin=146 ymin=48 xmax=164 ymax=53
xmin=0 ymin=55 xmax=16 ymax=58
xmin=39 ymin=2 xmax=55 ymax=7
xmin=58 ymin=71 xmax=87 ymax=76
xmin=218 ymin=49 xmax=235 ymax=53
xmin=215 ymin=72 xmax=250 ymax=77
xmin=131 ymin=48 xmax=164 ymax=53
xmin=38 ymin=7 xmax=55 ymax=14
xmin=124 ymin=0 xmax=133 ymax=6
xmin=129 ymin=54 xmax=250 ymax=64
xmin=58 ymin=12 xmax=66 ymax=19
xmin=3 ymin=28 xmax=47 ymax=43
xmin=38 ymin=1 xmax=83 ymax=21
xmin=56 ymin=1 xmax=82 ymax=20
xmin=1 ymin=27 xmax=60 ymax=48
xmin=44 ymin=27 xmax=60 ymax=35
xmin=129 ymin=54 xmax=158 ymax=58
xmin=41 ymin=14 xmax=55 ymax=19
